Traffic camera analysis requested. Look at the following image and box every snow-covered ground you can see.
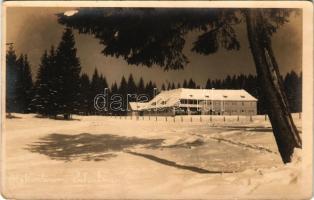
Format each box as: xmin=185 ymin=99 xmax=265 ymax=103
xmin=1 ymin=114 xmax=308 ymax=199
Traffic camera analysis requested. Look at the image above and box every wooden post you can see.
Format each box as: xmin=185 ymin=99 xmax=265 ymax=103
xmin=200 ymin=116 xmax=202 ymax=122
xmin=265 ymin=114 xmax=267 ymax=121
xmin=223 ymin=116 xmax=225 ymax=122
xmin=166 ymin=116 xmax=167 ymax=122
xmin=190 ymin=116 xmax=192 ymax=122
xmin=181 ymin=116 xmax=183 ymax=122
xmin=173 ymin=117 xmax=175 ymax=123
xmin=237 ymin=115 xmax=239 ymax=121
xmin=250 ymin=115 xmax=253 ymax=122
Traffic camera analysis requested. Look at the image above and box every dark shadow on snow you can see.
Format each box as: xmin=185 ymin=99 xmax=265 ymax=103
xmin=26 ymin=133 xmax=164 ymax=162
xmin=34 ymin=114 xmax=81 ymax=121
xmin=126 ymin=151 xmax=233 ymax=174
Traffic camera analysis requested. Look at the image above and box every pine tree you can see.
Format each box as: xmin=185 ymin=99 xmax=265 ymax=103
xmin=167 ymin=82 xmax=171 ymax=90
xmin=15 ymin=55 xmax=24 ymax=112
xmin=152 ymin=82 xmax=158 ymax=94
xmin=145 ymin=81 xmax=155 ymax=99
xmin=213 ymin=79 xmax=222 ymax=89
xmin=231 ymin=75 xmax=238 ymax=89
xmin=33 ymin=50 xmax=49 ymax=115
xmin=182 ymin=79 xmax=188 ymax=88
xmin=284 ymin=71 xmax=301 ymax=113
xmin=15 ymin=54 xmax=33 ymax=113
xmin=6 ymin=45 xmax=18 ymax=114
xmin=78 ymin=73 xmax=90 ymax=115
xmin=205 ymin=78 xmax=212 ymax=89
xmin=297 ymin=72 xmax=302 ymax=112
xmin=171 ymin=82 xmax=176 ymax=89
xmin=90 ymin=69 xmax=103 ymax=114
xmin=47 ymin=46 xmax=59 ymax=117
xmin=187 ymin=78 xmax=196 ymax=89
xmin=120 ymin=76 xmax=128 ymax=114
xmin=90 ymin=69 xmax=100 ymax=93
xmin=119 ymin=76 xmax=128 ymax=95
xmin=23 ymin=55 xmax=34 ymax=113
xmin=127 ymin=74 xmax=137 ymax=95
xmin=33 ymin=46 xmax=58 ymax=116
xmin=55 ymin=28 xmax=81 ymax=119
xmin=110 ymin=82 xmax=118 ymax=94
xmin=224 ymin=75 xmax=232 ymax=89
xmin=137 ymin=77 xmax=145 ymax=94
xmin=161 ymin=83 xmax=166 ymax=91
xmin=99 ymin=74 xmax=109 ymax=90
xmin=97 ymin=73 xmax=109 ymax=115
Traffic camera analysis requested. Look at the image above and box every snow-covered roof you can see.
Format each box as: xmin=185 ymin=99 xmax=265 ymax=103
xmin=130 ymin=88 xmax=257 ymax=111
xmin=129 ymin=102 xmax=149 ymax=111
xmin=178 ymin=88 xmax=257 ymax=101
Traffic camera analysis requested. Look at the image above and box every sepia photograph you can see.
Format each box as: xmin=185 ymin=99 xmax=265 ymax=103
xmin=1 ymin=1 xmax=313 ymax=199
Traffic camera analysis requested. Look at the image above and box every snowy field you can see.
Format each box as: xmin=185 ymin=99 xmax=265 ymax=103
xmin=1 ymin=113 xmax=306 ymax=199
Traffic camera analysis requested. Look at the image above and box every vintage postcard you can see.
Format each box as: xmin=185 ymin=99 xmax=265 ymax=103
xmin=1 ymin=1 xmax=313 ymax=199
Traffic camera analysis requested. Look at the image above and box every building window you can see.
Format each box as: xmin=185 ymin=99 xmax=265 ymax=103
xmin=180 ymin=99 xmax=187 ymax=104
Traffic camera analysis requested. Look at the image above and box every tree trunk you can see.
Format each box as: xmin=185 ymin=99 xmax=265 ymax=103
xmin=245 ymin=9 xmax=302 ymax=163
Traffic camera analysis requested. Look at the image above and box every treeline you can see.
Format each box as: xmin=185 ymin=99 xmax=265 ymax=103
xmin=6 ymin=28 xmax=302 ymax=118
xmin=6 ymin=28 xmax=81 ymax=119
xmin=6 ymin=46 xmax=33 ymax=114
xmin=161 ymin=79 xmax=199 ymax=90
xmin=160 ymin=73 xmax=302 ymax=114
xmin=32 ymin=28 xmax=81 ymax=119
xmin=205 ymin=74 xmax=302 ymax=114
xmin=6 ymin=28 xmax=159 ymax=118
xmin=77 ymin=71 xmax=158 ymax=115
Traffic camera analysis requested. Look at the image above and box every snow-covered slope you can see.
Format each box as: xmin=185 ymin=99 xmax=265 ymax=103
xmin=1 ymin=113 xmax=308 ymax=199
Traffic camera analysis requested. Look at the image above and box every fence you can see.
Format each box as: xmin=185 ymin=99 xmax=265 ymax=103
xmin=108 ymin=113 xmax=302 ymax=124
